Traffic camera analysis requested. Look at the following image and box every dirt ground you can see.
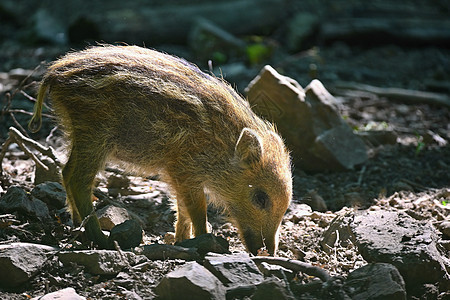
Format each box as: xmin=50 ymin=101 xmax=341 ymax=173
xmin=0 ymin=43 xmax=449 ymax=299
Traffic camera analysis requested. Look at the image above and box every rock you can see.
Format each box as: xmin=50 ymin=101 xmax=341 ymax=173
xmin=350 ymin=210 xmax=450 ymax=291
xmin=343 ymin=192 xmax=365 ymax=207
xmin=0 ymin=186 xmax=50 ymax=219
xmin=251 ymin=277 xmax=295 ymax=300
xmin=436 ymin=220 xmax=450 ymax=238
xmin=245 ymin=66 xmax=367 ymax=171
xmin=97 ymin=205 xmax=131 ymax=231
xmin=258 ymin=261 xmax=295 ymax=282
xmin=33 ymin=157 xmax=62 ymax=185
xmin=57 ymin=250 xmax=141 ymax=275
xmin=343 ymin=263 xmax=406 ymax=300
xmin=320 ymin=209 xmax=354 ymax=253
xmin=31 ymin=181 xmax=66 ymax=209
xmin=108 ymin=219 xmax=143 ymax=249
xmin=287 ymin=12 xmax=320 ymax=52
xmin=31 ymin=287 xmax=86 ymax=300
xmin=440 ymin=240 xmax=450 ymax=251
xmin=0 ymin=243 xmax=58 ymax=287
xmin=203 ymin=253 xmax=264 ymax=287
xmin=226 ymin=285 xmax=256 ymax=299
xmin=310 ymin=122 xmax=367 ymax=171
xmin=135 ymin=244 xmax=200 ymax=261
xmin=175 ymin=233 xmax=229 ymax=256
xmin=285 ymin=203 xmax=313 ymax=223
xmin=189 ymin=18 xmax=246 ymax=64
xmin=155 ymin=261 xmax=226 ymax=300
xmin=302 ymin=190 xmax=328 ymax=212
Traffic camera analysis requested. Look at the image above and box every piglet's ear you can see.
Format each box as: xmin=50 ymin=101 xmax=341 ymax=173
xmin=235 ymin=128 xmax=264 ymax=167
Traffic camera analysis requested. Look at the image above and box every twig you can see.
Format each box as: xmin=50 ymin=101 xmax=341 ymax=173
xmin=333 ymin=82 xmax=450 ymax=108
xmin=251 ymin=256 xmax=331 ymax=282
xmin=0 ymin=127 xmax=62 ymax=175
xmin=4 ymin=93 xmax=30 ymax=138
xmin=10 ymin=63 xmax=43 ymax=100
xmin=45 ymin=126 xmax=59 ymax=145
xmin=7 ymin=109 xmax=54 ymax=119
xmin=357 ymin=165 xmax=366 ymax=186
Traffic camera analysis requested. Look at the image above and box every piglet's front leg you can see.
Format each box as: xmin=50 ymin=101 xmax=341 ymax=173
xmin=173 ymin=182 xmax=208 ymax=242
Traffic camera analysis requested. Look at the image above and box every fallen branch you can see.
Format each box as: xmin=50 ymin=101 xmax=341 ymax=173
xmin=0 ymin=127 xmax=62 ymax=175
xmin=251 ymin=256 xmax=331 ymax=282
xmin=333 ymin=82 xmax=450 ymax=108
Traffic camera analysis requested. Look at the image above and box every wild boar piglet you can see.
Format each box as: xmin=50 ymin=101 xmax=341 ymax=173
xmin=29 ymin=45 xmax=292 ymax=255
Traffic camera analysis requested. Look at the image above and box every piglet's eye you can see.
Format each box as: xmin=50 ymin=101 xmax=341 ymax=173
xmin=252 ymin=189 xmax=270 ymax=210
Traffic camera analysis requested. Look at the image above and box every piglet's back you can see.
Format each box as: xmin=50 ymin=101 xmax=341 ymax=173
xmin=41 ymin=46 xmax=269 ymax=168
xmin=47 ymin=47 xmax=244 ymax=114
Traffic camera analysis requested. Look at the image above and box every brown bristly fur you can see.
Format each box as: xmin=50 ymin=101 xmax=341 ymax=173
xmin=29 ymin=45 xmax=292 ymax=254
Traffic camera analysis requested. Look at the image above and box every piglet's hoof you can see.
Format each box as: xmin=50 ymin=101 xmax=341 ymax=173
xmin=108 ymin=219 xmax=143 ymax=249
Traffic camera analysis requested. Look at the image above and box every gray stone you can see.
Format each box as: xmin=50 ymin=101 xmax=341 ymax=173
xmin=33 ymin=157 xmax=62 ymax=185
xmin=320 ymin=209 xmax=354 ymax=253
xmin=57 ymin=250 xmax=140 ymax=275
xmin=285 ymin=203 xmax=313 ymax=223
xmin=305 ymin=80 xmax=368 ymax=170
xmin=436 ymin=220 xmax=450 ymax=238
xmin=31 ymin=287 xmax=86 ymax=300
xmin=135 ymin=244 xmax=200 ymax=261
xmin=97 ymin=205 xmax=131 ymax=231
xmin=350 ymin=210 xmax=450 ymax=290
xmin=0 ymin=186 xmax=50 ymax=219
xmin=245 ymin=66 xmax=367 ymax=171
xmin=343 ymin=263 xmax=406 ymax=300
xmin=0 ymin=243 xmax=58 ymax=287
xmin=311 ymin=123 xmax=368 ymax=170
xmin=251 ymin=277 xmax=295 ymax=300
xmin=175 ymin=233 xmax=229 ymax=256
xmin=301 ymin=190 xmax=328 ymax=212
xmin=31 ymin=181 xmax=66 ymax=209
xmin=204 ymin=253 xmax=264 ymax=287
xmin=226 ymin=285 xmax=256 ymax=299
xmin=108 ymin=219 xmax=143 ymax=249
xmin=155 ymin=261 xmax=226 ymax=300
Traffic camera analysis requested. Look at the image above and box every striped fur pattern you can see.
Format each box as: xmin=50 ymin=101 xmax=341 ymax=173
xmin=29 ymin=45 xmax=292 ymax=254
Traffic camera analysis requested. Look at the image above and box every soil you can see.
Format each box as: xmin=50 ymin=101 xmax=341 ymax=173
xmin=0 ymin=37 xmax=449 ymax=300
